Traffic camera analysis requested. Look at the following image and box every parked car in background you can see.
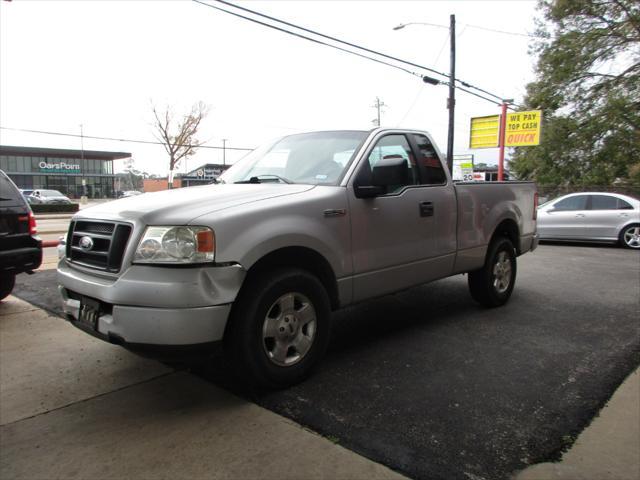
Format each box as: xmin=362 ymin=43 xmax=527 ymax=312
xmin=537 ymin=192 xmax=640 ymax=249
xmin=28 ymin=189 xmax=72 ymax=204
xmin=121 ymin=190 xmax=143 ymax=198
xmin=19 ymin=189 xmax=34 ymax=198
xmin=0 ymin=171 xmax=42 ymax=300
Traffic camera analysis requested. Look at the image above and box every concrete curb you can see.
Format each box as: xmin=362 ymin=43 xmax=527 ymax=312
xmin=35 ymin=214 xmax=74 ymax=220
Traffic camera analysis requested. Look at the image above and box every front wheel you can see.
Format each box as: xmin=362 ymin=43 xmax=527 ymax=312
xmin=619 ymin=224 xmax=640 ymax=249
xmin=468 ymin=237 xmax=517 ymax=308
xmin=225 ymin=268 xmax=331 ymax=389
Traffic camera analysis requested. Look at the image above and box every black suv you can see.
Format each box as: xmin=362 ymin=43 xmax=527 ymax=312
xmin=0 ymin=170 xmax=42 ymax=300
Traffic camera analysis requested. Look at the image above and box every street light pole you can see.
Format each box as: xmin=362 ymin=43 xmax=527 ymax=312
xmin=394 ymin=17 xmax=456 ymax=173
xmin=446 ymin=14 xmax=456 ymax=175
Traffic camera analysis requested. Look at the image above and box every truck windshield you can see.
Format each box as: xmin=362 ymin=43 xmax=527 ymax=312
xmin=219 ymin=131 xmax=367 ymax=186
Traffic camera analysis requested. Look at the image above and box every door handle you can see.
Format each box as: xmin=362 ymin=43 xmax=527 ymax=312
xmin=419 ymin=201 xmax=434 ymax=217
xmin=575 ymin=213 xmax=586 ymax=217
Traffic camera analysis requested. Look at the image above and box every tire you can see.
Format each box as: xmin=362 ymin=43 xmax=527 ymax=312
xmin=619 ymin=223 xmax=640 ymax=249
xmin=0 ymin=273 xmax=16 ymax=301
xmin=225 ymin=268 xmax=331 ymax=389
xmin=468 ymin=237 xmax=517 ymax=308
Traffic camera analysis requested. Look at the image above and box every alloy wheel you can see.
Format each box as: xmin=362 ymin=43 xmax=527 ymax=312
xmin=492 ymin=251 xmax=512 ymax=294
xmin=623 ymin=226 xmax=640 ymax=249
xmin=262 ymin=292 xmax=317 ymax=367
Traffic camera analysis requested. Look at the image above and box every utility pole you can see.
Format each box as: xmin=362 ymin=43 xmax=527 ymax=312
xmin=222 ymin=139 xmax=227 ymax=166
xmin=497 ymin=99 xmax=513 ymax=181
xmin=371 ymin=97 xmax=387 ymax=127
xmin=393 ymin=16 xmax=456 ymax=171
xmin=446 ymin=14 xmax=456 ymax=174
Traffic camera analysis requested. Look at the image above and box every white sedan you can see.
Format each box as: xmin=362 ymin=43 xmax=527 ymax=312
xmin=28 ymin=189 xmax=72 ymax=204
xmin=537 ymin=192 xmax=640 ymax=249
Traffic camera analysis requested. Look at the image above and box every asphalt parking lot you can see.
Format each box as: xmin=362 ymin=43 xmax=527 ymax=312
xmin=2 ymin=243 xmax=639 ymax=480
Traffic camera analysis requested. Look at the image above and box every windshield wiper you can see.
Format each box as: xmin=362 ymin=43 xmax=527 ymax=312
xmin=234 ymin=174 xmax=293 ymax=184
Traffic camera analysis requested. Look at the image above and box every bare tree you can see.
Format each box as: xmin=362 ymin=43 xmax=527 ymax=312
xmin=152 ymin=101 xmax=209 ymax=189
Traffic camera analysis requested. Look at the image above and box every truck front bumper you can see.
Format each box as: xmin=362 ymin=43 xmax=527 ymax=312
xmin=58 ymin=260 xmax=245 ymax=348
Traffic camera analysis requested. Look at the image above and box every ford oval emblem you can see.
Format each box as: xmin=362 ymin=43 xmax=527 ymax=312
xmin=79 ymin=236 xmax=94 ymax=252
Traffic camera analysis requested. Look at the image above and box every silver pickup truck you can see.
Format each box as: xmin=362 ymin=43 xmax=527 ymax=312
xmin=58 ymin=128 xmax=538 ymax=387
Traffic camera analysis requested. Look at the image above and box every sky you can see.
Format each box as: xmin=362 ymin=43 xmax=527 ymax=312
xmin=0 ymin=0 xmax=541 ymax=175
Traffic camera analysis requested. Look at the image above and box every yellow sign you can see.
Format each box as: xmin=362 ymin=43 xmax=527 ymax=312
xmin=469 ymin=115 xmax=500 ymax=149
xmin=505 ymin=110 xmax=542 ymax=147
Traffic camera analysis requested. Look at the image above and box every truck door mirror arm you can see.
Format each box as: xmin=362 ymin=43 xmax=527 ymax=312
xmin=354 ymin=184 xmax=387 ymax=198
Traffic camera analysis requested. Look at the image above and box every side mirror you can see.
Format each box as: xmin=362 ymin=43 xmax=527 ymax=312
xmin=353 ymin=155 xmax=409 ymax=199
xmin=371 ymin=155 xmax=409 ymax=187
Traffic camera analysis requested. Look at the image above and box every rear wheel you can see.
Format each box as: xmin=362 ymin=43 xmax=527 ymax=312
xmin=619 ymin=224 xmax=640 ymax=249
xmin=0 ymin=273 xmax=16 ymax=301
xmin=225 ymin=268 xmax=331 ymax=389
xmin=468 ymin=237 xmax=517 ymax=308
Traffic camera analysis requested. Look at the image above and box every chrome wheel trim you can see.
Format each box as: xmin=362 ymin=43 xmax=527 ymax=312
xmin=623 ymin=226 xmax=640 ymax=249
xmin=262 ymin=292 xmax=317 ymax=367
xmin=492 ymin=250 xmax=512 ymax=294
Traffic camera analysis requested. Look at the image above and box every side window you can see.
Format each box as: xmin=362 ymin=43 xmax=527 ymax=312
xmin=0 ymin=172 xmax=25 ymax=206
xmin=367 ymin=134 xmax=417 ymax=193
xmin=553 ymin=195 xmax=588 ymax=211
xmin=590 ymin=195 xmax=618 ymax=210
xmin=412 ymin=134 xmax=446 ymax=185
xmin=617 ymin=199 xmax=634 ymax=210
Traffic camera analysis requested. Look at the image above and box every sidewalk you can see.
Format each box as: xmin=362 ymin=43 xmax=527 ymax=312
xmin=0 ymin=296 xmax=405 ymax=480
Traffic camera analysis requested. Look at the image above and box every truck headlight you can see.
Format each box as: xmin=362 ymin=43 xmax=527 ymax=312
xmin=133 ymin=226 xmax=215 ymax=264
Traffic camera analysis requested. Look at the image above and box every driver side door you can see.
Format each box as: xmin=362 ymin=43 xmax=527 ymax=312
xmin=347 ymin=132 xmax=456 ymax=302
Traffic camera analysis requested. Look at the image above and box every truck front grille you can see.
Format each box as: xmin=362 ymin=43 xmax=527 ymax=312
xmin=66 ymin=220 xmax=132 ymax=272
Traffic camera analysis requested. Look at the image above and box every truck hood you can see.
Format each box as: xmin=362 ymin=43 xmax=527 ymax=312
xmin=75 ymin=183 xmax=316 ymax=224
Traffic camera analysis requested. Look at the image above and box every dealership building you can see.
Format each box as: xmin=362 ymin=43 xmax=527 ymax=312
xmin=0 ymin=145 xmax=131 ymax=198
xmin=143 ymin=163 xmax=230 ymax=192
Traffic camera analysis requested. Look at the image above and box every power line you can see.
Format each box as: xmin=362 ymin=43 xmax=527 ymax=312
xmin=0 ymin=126 xmax=255 ymax=151
xmin=195 ymin=0 xmax=508 ymax=104
xmin=465 ymin=23 xmax=541 ymax=39
xmin=192 ymin=0 xmax=423 ymax=79
xmin=397 ymin=21 xmax=541 ymax=39
xmin=208 ymin=0 xmax=448 ymax=80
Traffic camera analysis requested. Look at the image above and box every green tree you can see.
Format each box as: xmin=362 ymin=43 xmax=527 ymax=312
xmin=511 ymin=0 xmax=640 ymax=186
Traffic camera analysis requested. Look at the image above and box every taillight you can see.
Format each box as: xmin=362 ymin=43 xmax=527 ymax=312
xmin=533 ymin=192 xmax=538 ymax=220
xmin=28 ymin=211 xmax=37 ymax=235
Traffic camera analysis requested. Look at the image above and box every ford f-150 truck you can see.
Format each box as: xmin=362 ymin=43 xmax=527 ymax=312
xmin=58 ymin=128 xmax=538 ymax=387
